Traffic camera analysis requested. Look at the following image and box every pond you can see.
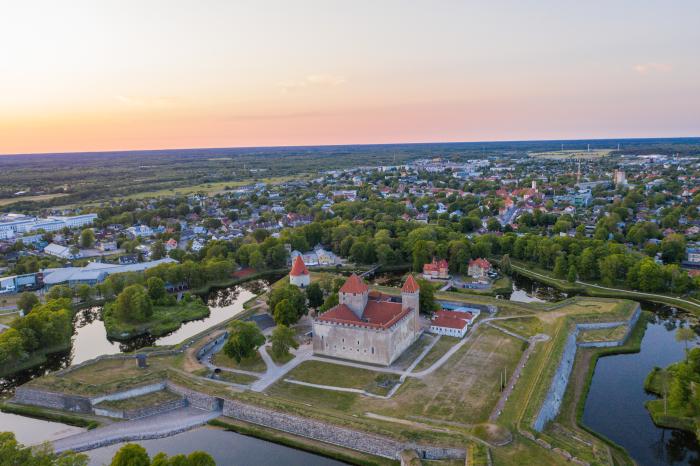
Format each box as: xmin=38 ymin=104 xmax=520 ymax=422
xmin=0 ymin=277 xmax=278 ymax=394
xmin=85 ymin=426 xmax=346 ymax=466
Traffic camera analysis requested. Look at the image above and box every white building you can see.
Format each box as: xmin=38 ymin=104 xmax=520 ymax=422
xmin=289 ymin=255 xmax=310 ymax=288
xmin=44 ymin=243 xmax=79 ymax=260
xmin=428 ymin=310 xmax=475 ymax=338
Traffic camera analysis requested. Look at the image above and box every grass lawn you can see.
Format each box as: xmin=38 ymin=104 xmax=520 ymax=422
xmin=0 ymin=313 xmax=18 ymax=326
xmin=577 ymin=324 xmax=628 ymax=343
xmin=283 ymin=360 xmax=400 ymax=395
xmin=27 ymin=355 xmax=176 ymax=396
xmin=494 ymin=317 xmax=543 ymax=338
xmin=103 ymin=300 xmax=210 ymax=339
xmin=268 ymin=348 xmax=295 ymax=366
xmin=366 ymin=326 xmax=526 ymax=424
xmin=0 ymin=193 xmax=69 ymax=206
xmin=413 ymin=336 xmax=460 ymax=372
xmin=94 ymin=390 xmax=181 ymax=411
xmin=217 ymin=371 xmax=259 ymax=385
xmin=212 ymin=350 xmax=267 ymax=373
xmin=120 ymin=176 xmax=299 ymax=200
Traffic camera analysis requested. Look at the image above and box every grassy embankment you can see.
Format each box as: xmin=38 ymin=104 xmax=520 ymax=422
xmin=103 ymin=300 xmax=210 ymax=339
xmin=0 ymin=402 xmax=100 ymax=430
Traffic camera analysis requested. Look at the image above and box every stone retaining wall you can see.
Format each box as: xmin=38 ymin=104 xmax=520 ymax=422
xmin=166 ymin=381 xmax=221 ymax=411
xmin=222 ymin=399 xmax=464 ymax=460
xmin=13 ymin=387 xmax=93 ymax=413
xmin=532 ymin=304 xmax=641 ymax=431
xmin=95 ymin=397 xmax=187 ymax=420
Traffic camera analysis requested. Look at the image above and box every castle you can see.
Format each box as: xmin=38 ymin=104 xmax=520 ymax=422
xmin=312 ymin=274 xmax=422 ymax=365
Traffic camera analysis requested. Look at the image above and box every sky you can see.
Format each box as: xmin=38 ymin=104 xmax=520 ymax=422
xmin=1 ymin=0 xmax=699 ymax=154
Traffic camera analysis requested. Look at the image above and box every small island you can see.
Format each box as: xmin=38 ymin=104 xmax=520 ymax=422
xmin=644 ymin=328 xmax=700 ymax=439
xmin=102 ymin=277 xmax=209 ymax=339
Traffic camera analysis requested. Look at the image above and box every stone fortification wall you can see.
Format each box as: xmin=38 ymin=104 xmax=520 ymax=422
xmin=222 ymin=399 xmax=464 ymax=460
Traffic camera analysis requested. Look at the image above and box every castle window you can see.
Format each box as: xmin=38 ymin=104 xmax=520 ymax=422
xmin=371 ymin=347 xmax=374 ymax=354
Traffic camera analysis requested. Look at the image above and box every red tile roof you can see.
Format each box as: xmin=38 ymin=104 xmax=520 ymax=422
xmin=402 ymin=274 xmax=420 ymax=293
xmin=431 ymin=310 xmax=473 ymax=330
xmin=317 ymin=300 xmax=411 ymax=330
xmin=339 ymin=273 xmax=368 ymax=294
xmin=290 ymin=255 xmax=309 ymax=276
xmin=469 ymin=258 xmax=491 ymax=270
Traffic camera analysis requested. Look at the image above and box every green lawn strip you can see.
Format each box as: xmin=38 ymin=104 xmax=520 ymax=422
xmin=209 ymin=418 xmax=397 ymax=466
xmin=94 ymin=390 xmax=181 ymax=411
xmin=268 ymin=349 xmax=294 ymax=366
xmin=103 ymin=300 xmax=210 ymax=340
xmin=212 ymin=350 xmax=267 ymax=373
xmin=216 ymin=371 xmax=259 ymax=385
xmin=0 ymin=402 xmax=100 ymax=430
xmin=577 ymin=325 xmax=628 ymax=343
xmin=284 ymin=360 xmax=399 ymax=395
xmin=493 ymin=317 xmax=543 ymax=338
xmin=413 ymin=337 xmax=461 ymax=372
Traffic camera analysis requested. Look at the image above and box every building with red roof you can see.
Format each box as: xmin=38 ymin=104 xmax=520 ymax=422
xmin=313 ymin=274 xmax=422 ymax=366
xmin=423 ymin=258 xmax=449 ymax=280
xmin=468 ymin=258 xmax=491 ymax=280
xmin=289 ymin=255 xmax=310 ymax=288
xmin=429 ymin=310 xmax=475 ymax=338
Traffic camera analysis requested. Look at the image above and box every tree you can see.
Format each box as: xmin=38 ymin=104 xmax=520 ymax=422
xmin=417 ymin=278 xmax=438 ymax=315
xmin=17 ymin=292 xmax=39 ymax=314
xmin=0 ymin=432 xmax=88 ymax=465
xmin=268 ymin=285 xmax=307 ymax=321
xmin=146 ymin=276 xmax=167 ymax=303
xmin=553 ymin=255 xmax=567 ymax=279
xmin=75 ymin=284 xmax=94 ymax=303
xmin=113 ymin=285 xmax=153 ymax=322
xmin=487 ymin=217 xmax=501 ymax=232
xmin=567 ymin=265 xmax=578 ymax=283
xmin=676 ymin=327 xmax=696 ymax=361
xmin=305 ymin=282 xmax=324 ymax=309
xmin=319 ymin=292 xmax=339 ymax=313
xmin=273 ymin=299 xmax=299 ymax=326
xmin=223 ymin=320 xmax=265 ymax=362
xmin=500 ymin=254 xmax=512 ymax=275
xmin=79 ymin=228 xmax=95 ymax=249
xmin=151 ymin=240 xmax=166 ymax=260
xmin=269 ymin=324 xmax=299 ymax=359
xmin=47 ymin=285 xmax=73 ymax=300
xmin=110 ymin=444 xmax=150 ymax=466
xmin=661 ymin=233 xmax=687 ymax=264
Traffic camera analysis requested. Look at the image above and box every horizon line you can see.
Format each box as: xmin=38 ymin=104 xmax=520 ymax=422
xmin=2 ymin=134 xmax=699 ymax=158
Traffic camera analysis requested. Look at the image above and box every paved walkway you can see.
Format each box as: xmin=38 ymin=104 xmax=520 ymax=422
xmin=53 ymin=407 xmax=221 ymax=453
xmin=251 ymin=344 xmax=313 ymax=392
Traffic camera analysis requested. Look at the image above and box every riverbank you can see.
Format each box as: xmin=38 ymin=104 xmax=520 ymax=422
xmin=103 ymin=300 xmax=210 ymax=340
xmin=505 ymin=259 xmax=700 ymax=315
xmin=0 ymin=342 xmax=71 ymax=378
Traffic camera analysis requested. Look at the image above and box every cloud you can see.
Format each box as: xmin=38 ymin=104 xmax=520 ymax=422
xmin=279 ymin=74 xmax=346 ymax=92
xmin=633 ymin=62 xmax=672 ymax=75
xmin=114 ymin=95 xmax=179 ymax=107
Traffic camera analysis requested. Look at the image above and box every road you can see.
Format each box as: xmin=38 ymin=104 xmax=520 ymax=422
xmin=52 ymin=407 xmax=221 ymax=453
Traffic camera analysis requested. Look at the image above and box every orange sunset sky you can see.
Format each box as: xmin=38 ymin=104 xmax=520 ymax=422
xmin=1 ymin=0 xmax=699 ymax=154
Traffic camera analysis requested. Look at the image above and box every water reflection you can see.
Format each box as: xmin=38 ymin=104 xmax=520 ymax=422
xmin=583 ymin=309 xmax=700 ymax=466
xmin=0 ymin=277 xmax=279 ymax=393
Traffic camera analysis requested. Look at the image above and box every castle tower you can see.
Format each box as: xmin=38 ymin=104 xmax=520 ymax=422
xmin=401 ymin=274 xmax=420 ymax=313
xmin=289 ymin=255 xmax=310 ymax=288
xmin=338 ymin=273 xmax=369 ymax=318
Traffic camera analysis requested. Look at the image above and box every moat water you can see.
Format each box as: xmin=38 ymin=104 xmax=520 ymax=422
xmin=0 ymin=277 xmax=277 ymax=394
